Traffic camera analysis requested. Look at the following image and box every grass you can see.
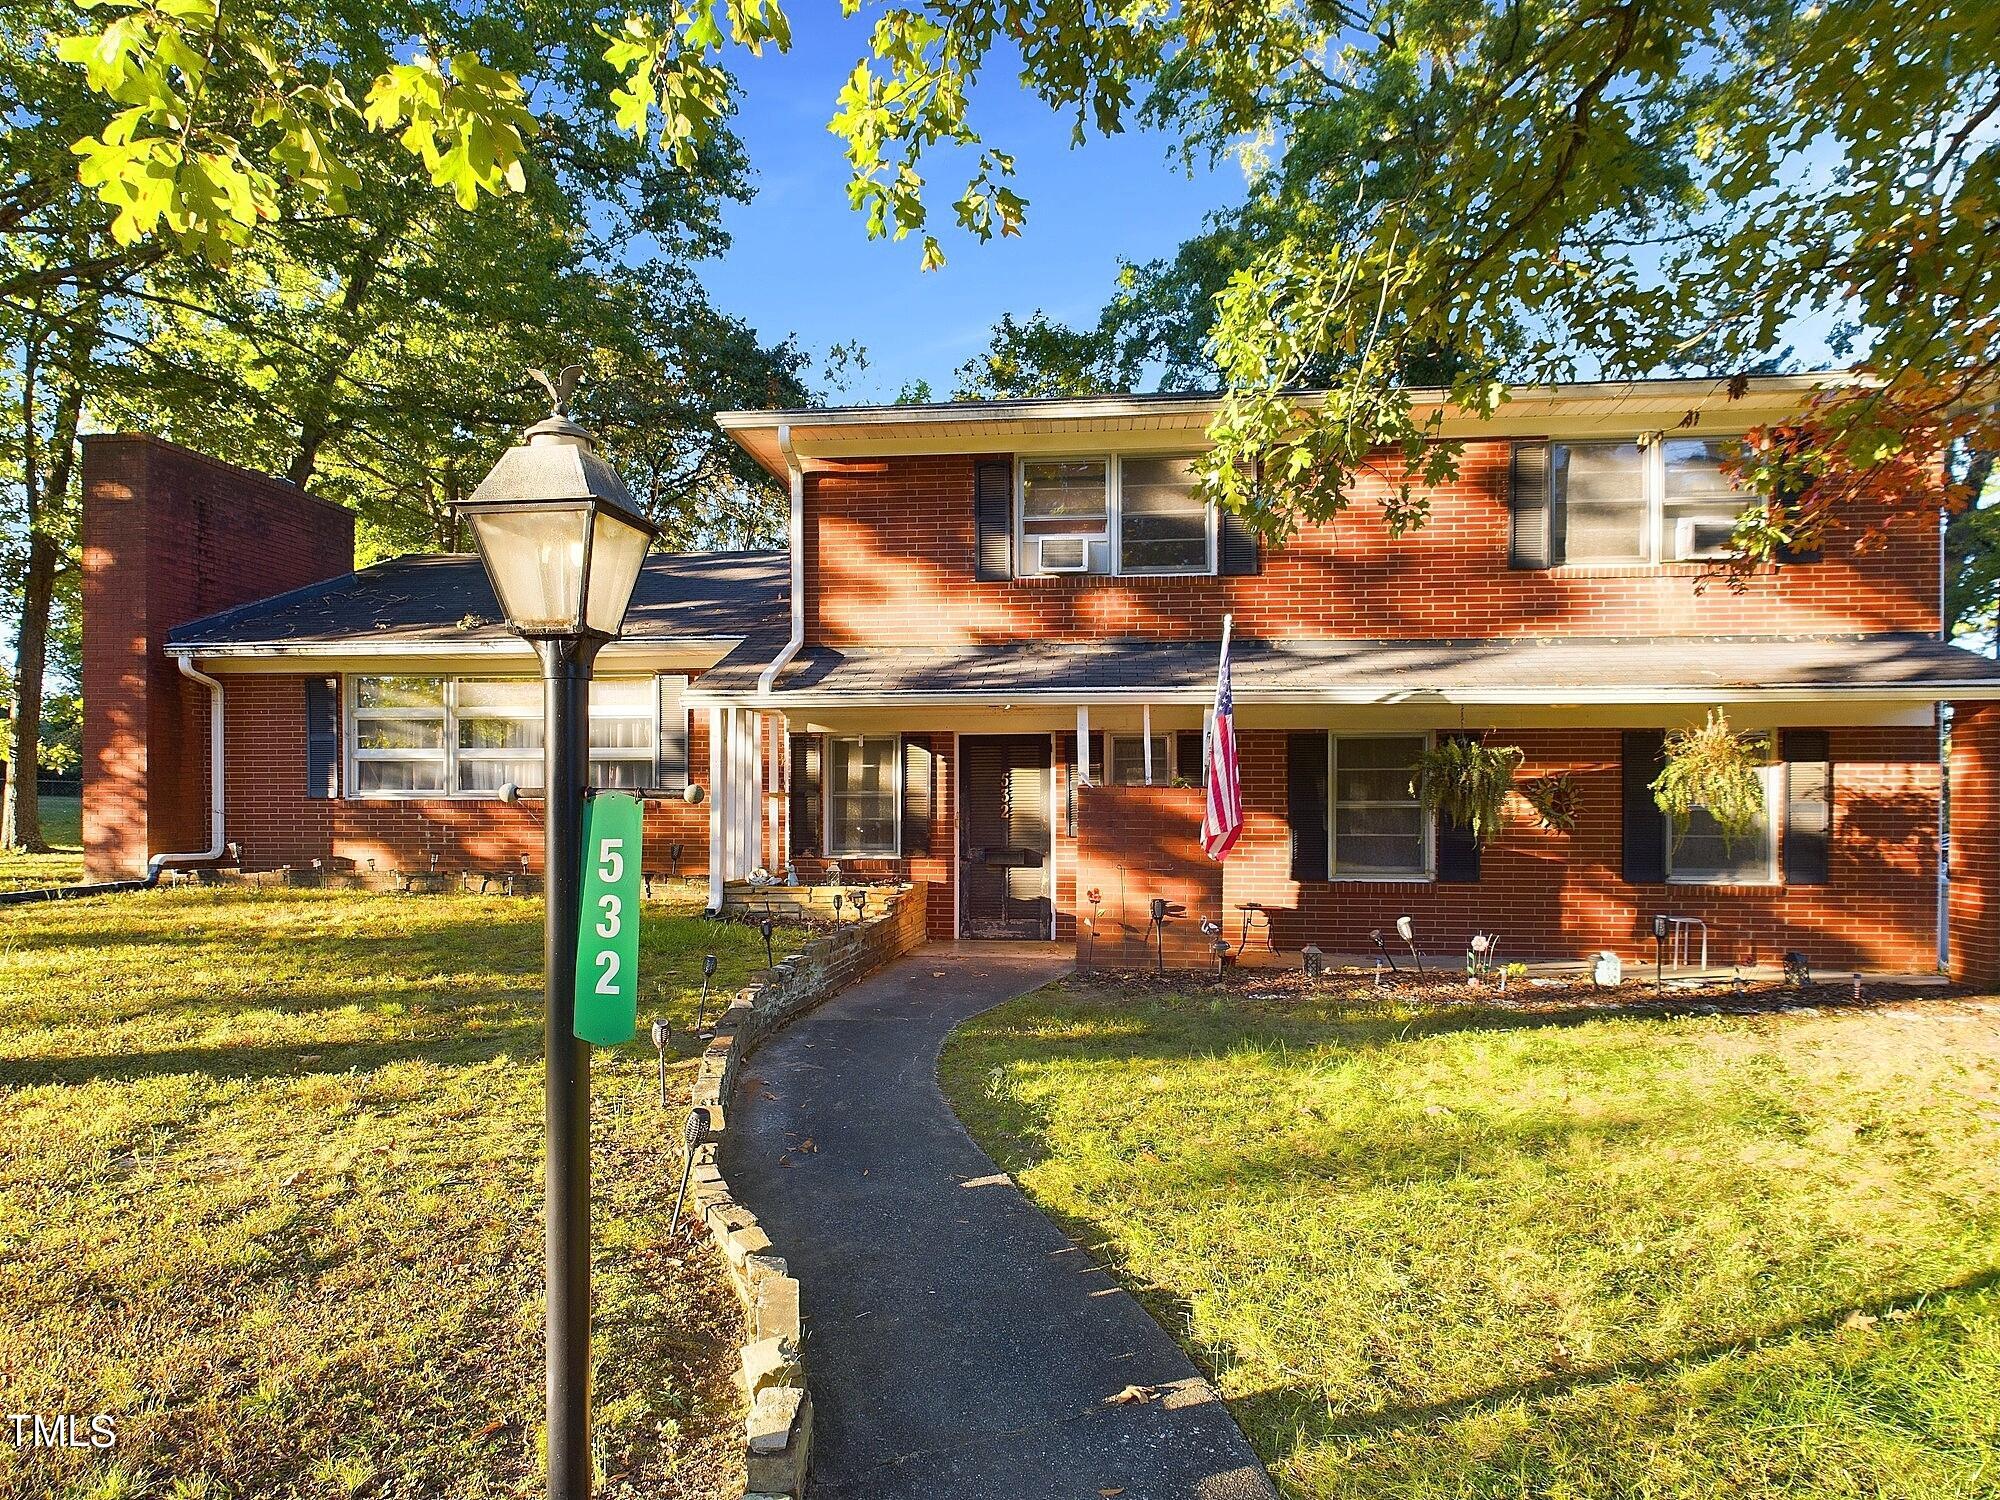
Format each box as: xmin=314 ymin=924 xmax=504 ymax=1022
xmin=0 ymin=794 xmax=83 ymax=891
xmin=0 ymin=884 xmax=804 ymax=1500
xmin=940 ymin=978 xmax=2000 ymax=1500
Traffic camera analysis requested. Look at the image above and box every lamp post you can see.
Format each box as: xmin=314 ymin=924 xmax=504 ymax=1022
xmin=456 ymin=371 xmax=658 ymax=1500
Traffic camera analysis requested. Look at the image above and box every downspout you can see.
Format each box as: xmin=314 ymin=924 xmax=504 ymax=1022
xmin=757 ymin=424 xmax=805 ymax=699
xmin=150 ymin=653 xmax=227 ymax=880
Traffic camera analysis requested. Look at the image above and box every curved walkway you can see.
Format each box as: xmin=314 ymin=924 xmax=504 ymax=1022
xmin=723 ymin=942 xmax=1276 ymax=1500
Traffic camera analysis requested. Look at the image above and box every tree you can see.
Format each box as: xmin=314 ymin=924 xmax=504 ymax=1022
xmin=44 ymin=0 xmax=1998 ymax=553
xmin=3 ymin=0 xmax=807 ymax=850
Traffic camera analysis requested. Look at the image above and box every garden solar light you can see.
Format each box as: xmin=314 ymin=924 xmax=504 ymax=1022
xmin=1852 ymin=972 xmax=1864 ymax=1001
xmin=1369 ymin=928 xmax=1399 ymax=974
xmin=831 ymin=891 xmax=845 ymax=924
xmin=758 ymin=912 xmax=777 ymax=970
xmin=1148 ymin=898 xmax=1185 ymax=975
xmin=1652 ymin=913 xmax=1670 ymax=994
xmin=1396 ymin=914 xmax=1424 ymax=973
xmin=670 ymin=1106 xmax=709 ymax=1230
xmin=1301 ymin=945 xmax=1325 ymax=981
xmin=852 ymin=889 xmax=870 ymax=921
xmin=1784 ymin=950 xmax=1812 ymax=988
xmin=454 ymin=371 xmax=659 ymax=1500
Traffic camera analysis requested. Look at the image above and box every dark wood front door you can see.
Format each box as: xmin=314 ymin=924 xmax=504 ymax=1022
xmin=959 ymin=734 xmax=1052 ymax=939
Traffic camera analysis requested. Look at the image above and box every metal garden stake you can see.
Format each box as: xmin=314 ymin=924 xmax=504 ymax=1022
xmin=650 ymin=1017 xmax=669 ymax=1108
xmin=696 ymin=952 xmax=717 ymax=1034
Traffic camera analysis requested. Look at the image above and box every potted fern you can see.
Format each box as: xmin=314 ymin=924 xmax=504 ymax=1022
xmin=1651 ymin=710 xmax=1770 ymax=849
xmin=1411 ymin=738 xmax=1523 ymax=844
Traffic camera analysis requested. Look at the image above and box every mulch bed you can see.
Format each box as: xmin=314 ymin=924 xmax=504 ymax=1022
xmin=1071 ymin=962 xmax=1989 ymax=1021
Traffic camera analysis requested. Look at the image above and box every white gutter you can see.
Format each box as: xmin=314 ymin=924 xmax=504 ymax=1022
xmin=151 ymin=653 xmax=226 ymax=876
xmin=757 ymin=423 xmax=805 ymax=700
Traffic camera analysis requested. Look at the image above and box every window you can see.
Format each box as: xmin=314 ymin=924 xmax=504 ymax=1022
xmin=350 ymin=676 xmax=666 ymax=797
xmin=354 ymin=677 xmax=447 ymax=794
xmin=456 ymin=678 xmax=541 ymax=793
xmin=1667 ymin=762 xmax=1779 ymax=885
xmin=1548 ymin=437 xmax=1748 ymax=565
xmin=1330 ymin=735 xmax=1429 ymax=878
xmin=586 ymin=678 xmax=659 ymax=789
xmin=1017 ymin=454 xmax=1214 ymax=577
xmin=1118 ymin=456 xmax=1210 ymax=573
xmin=1660 ymin=438 xmax=1746 ymax=561
xmin=1109 ymin=734 xmax=1172 ymax=786
xmin=825 ymin=735 xmax=899 ymax=857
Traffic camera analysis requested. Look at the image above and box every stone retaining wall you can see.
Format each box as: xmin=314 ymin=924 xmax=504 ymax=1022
xmin=684 ymin=881 xmax=929 ymax=1498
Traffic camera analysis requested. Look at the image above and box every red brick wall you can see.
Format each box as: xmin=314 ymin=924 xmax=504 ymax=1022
xmin=802 ymin=447 xmax=1937 ymax=646
xmin=82 ymin=436 xmax=355 ymax=879
xmin=1073 ymin=784 xmax=1223 ymax=968
xmin=1213 ymin=725 xmax=1940 ymax=972
xmin=1949 ymin=702 xmax=2000 ymax=985
xmin=217 ymin=674 xmax=718 ymax=878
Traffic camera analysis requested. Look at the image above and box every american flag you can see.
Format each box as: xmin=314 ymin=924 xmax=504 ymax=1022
xmin=1201 ymin=616 xmax=1243 ymax=861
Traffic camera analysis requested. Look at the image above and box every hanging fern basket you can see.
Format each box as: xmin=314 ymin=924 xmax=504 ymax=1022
xmin=1411 ymin=739 xmax=1524 ymax=845
xmin=1651 ymin=710 xmax=1770 ymax=850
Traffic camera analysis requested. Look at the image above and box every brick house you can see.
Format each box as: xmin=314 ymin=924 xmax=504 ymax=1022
xmin=79 ymin=377 xmax=2000 ymax=981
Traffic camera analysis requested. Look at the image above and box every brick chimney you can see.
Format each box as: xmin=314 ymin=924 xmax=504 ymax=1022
xmin=81 ymin=436 xmax=355 ymax=879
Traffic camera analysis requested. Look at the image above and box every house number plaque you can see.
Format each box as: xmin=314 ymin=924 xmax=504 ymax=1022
xmin=574 ymin=792 xmax=643 ymax=1045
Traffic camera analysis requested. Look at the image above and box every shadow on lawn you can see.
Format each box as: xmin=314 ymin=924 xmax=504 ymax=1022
xmin=1229 ymin=1264 xmax=2000 ymax=1450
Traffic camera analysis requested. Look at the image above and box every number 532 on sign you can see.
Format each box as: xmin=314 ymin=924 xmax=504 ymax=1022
xmin=575 ymin=792 xmax=644 ymax=1045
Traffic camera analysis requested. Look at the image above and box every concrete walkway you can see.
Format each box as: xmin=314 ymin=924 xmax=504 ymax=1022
xmin=723 ymin=943 xmax=1277 ymax=1500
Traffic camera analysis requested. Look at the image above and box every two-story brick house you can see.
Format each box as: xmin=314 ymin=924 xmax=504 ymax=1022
xmin=78 ymin=376 xmax=2000 ymax=981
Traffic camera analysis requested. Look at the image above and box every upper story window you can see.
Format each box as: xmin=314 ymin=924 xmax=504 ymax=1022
xmin=350 ymin=675 xmax=680 ymax=798
xmin=1547 ymin=437 xmax=1747 ymax=566
xmin=1016 ymin=454 xmax=1215 ymax=577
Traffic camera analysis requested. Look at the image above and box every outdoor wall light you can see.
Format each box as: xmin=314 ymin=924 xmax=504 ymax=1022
xmin=453 ymin=368 xmax=658 ymax=1500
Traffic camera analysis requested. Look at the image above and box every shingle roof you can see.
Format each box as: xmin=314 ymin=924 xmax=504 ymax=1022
xmin=689 ymin=632 xmax=2000 ymax=703
xmin=167 ymin=550 xmax=787 ymax=650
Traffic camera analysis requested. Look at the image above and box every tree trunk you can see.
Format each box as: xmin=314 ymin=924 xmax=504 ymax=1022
xmin=3 ymin=316 xmax=91 ymax=853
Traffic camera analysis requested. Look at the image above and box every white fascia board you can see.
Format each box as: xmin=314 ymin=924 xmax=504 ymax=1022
xmin=172 ymin=636 xmax=746 ymax=671
xmin=686 ymin=681 xmax=1999 ymax=709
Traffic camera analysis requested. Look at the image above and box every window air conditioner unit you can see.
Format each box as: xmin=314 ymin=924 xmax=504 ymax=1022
xmin=1037 ymin=535 xmax=1092 ymax=573
xmin=1673 ymin=513 xmax=1739 ymax=562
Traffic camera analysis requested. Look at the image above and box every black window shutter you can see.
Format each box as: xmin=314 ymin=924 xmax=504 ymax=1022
xmin=974 ymin=458 xmax=1014 ymax=580
xmin=1509 ymin=441 xmax=1554 ymax=570
xmin=1621 ymin=729 xmax=1668 ymax=883
xmin=901 ymin=735 xmax=933 ymax=856
xmin=305 ymin=676 xmax=339 ymax=799
xmin=1287 ymin=731 xmax=1330 ymax=882
xmin=1220 ymin=509 xmax=1261 ymax=575
xmin=1781 ymin=729 xmax=1832 ymax=885
xmin=656 ymin=674 xmax=689 ymax=790
xmin=1175 ymin=729 xmax=1203 ymax=786
xmin=1434 ymin=731 xmax=1483 ymax=883
xmin=789 ymin=734 xmax=822 ymax=858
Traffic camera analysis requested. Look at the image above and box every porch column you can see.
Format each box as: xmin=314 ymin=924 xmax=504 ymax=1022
xmin=706 ymin=703 xmax=727 ymax=911
xmin=767 ymin=716 xmax=784 ymax=873
xmin=1142 ymin=703 xmax=1153 ymax=784
xmin=1076 ymin=705 xmax=1092 ymax=784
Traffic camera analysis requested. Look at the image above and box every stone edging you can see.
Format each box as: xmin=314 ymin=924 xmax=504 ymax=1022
xmin=681 ymin=883 xmax=930 ymax=1499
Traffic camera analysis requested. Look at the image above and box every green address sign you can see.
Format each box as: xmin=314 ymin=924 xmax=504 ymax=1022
xmin=574 ymin=791 xmax=643 ymax=1045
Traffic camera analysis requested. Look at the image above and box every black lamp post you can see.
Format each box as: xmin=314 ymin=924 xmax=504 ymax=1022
xmin=455 ymin=371 xmax=658 ymax=1500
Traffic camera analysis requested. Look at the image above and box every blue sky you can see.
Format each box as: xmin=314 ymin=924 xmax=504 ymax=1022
xmin=697 ymin=16 xmax=1244 ymax=404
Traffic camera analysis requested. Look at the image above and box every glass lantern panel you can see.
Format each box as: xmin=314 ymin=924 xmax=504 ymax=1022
xmin=468 ymin=507 xmax=590 ymax=633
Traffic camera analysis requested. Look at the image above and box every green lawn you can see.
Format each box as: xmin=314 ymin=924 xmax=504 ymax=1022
xmin=0 ymin=794 xmax=83 ymax=891
xmin=941 ymin=979 xmax=2000 ymax=1500
xmin=0 ymin=885 xmax=797 ymax=1500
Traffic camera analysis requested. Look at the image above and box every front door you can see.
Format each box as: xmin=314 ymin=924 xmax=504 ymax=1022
xmin=959 ymin=734 xmax=1053 ymax=939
